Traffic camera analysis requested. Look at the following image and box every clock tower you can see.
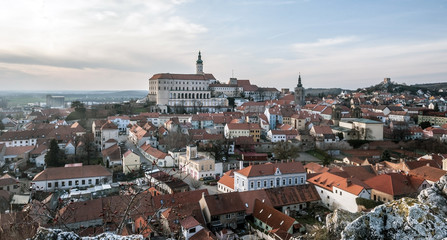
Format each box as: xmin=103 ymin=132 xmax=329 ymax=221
xmin=294 ymin=74 xmax=305 ymax=106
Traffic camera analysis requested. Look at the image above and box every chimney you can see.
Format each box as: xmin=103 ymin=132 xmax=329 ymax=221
xmin=346 ymin=179 xmax=352 ymax=186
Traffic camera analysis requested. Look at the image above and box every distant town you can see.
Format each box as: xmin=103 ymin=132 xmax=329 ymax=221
xmin=1 ymin=52 xmax=447 ymax=239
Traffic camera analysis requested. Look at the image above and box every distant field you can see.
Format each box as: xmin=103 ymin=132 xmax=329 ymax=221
xmin=1 ymin=90 xmax=147 ymax=107
xmin=5 ymin=96 xmax=46 ymax=107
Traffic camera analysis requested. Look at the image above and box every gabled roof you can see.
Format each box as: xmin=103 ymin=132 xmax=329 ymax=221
xmin=101 ymin=121 xmax=118 ymax=130
xmin=253 ymin=199 xmax=296 ymax=233
xmin=236 ymin=161 xmax=305 ymax=177
xmin=226 ymin=123 xmax=261 ymax=130
xmin=408 ymin=166 xmax=447 ymax=182
xmin=204 ymin=192 xmax=245 ymax=215
xmin=312 ymin=125 xmax=333 ymax=135
xmin=180 ymin=216 xmax=201 ymax=229
xmin=307 ymin=172 xmax=368 ymax=196
xmin=140 ymin=143 xmax=168 ymax=159
xmin=5 ymin=145 xmax=35 ymax=156
xmin=217 ymin=173 xmax=234 ymax=190
xmin=149 ymin=73 xmax=216 ymax=80
xmin=101 ymin=144 xmax=121 ymax=161
xmin=364 ymin=173 xmax=422 ymax=196
xmin=33 ymin=165 xmax=112 ymax=181
xmin=237 ymin=189 xmax=271 ymax=215
xmin=304 ymin=162 xmax=329 ymax=173
xmin=264 ymin=185 xmax=320 ymax=207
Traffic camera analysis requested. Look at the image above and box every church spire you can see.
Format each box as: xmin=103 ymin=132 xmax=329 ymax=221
xmin=297 ymin=73 xmax=302 ymax=87
xmin=196 ymin=51 xmax=203 ymax=64
xmin=196 ymin=51 xmax=203 ymax=74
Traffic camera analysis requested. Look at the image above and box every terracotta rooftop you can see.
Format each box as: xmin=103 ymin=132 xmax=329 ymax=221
xmin=308 ymin=172 xmax=368 ymax=196
xmin=5 ymin=145 xmax=35 ymax=156
xmin=364 ymin=173 xmax=422 ymax=196
xmin=149 ymin=73 xmax=216 ymax=80
xmin=264 ymin=184 xmax=321 ymax=207
xmin=217 ymin=173 xmax=234 ymax=190
xmin=253 ymin=199 xmax=296 ymax=234
xmin=33 ymin=165 xmax=112 ymax=181
xmin=204 ymin=192 xmax=245 ymax=216
xmin=408 ymin=166 xmax=447 ymax=182
xmin=180 ymin=215 xmax=201 ymax=229
xmin=304 ymin=162 xmax=329 ymax=173
xmin=236 ymin=161 xmax=305 ymax=177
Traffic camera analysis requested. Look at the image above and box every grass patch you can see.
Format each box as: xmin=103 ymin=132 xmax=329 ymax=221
xmin=306 ymin=150 xmax=326 ymax=160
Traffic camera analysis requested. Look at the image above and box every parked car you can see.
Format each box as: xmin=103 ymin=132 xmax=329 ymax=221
xmin=200 ymin=176 xmax=214 ymax=181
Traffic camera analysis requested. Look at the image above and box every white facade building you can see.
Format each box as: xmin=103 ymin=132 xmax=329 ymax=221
xmin=147 ymin=52 xmax=228 ymax=113
xmin=233 ymin=161 xmax=306 ymax=192
xmin=307 ymin=172 xmax=370 ymax=213
xmin=31 ymin=165 xmax=112 ymax=192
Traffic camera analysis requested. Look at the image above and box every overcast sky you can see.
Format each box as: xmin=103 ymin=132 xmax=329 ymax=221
xmin=1 ymin=0 xmax=446 ymax=91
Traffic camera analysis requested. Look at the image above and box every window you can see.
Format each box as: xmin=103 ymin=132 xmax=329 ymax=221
xmin=48 ymin=182 xmax=52 ymax=188
xmin=301 ymin=177 xmax=304 ymax=184
xmin=189 ymin=228 xmax=196 ymax=234
xmin=340 ymin=191 xmax=342 ymax=196
xmin=250 ymin=181 xmax=254 ymax=189
xmin=96 ymin=179 xmax=99 ymax=184
xmin=75 ymin=180 xmax=79 ymax=185
xmin=321 ymin=190 xmax=323 ymax=193
xmin=276 ymin=178 xmax=280 ymax=186
xmin=242 ymin=181 xmax=244 ymax=187
xmin=226 ymin=214 xmax=231 ymax=219
xmin=88 ymin=179 xmax=92 ymax=185
xmin=257 ymin=181 xmax=261 ymax=188
xmin=283 ymin=179 xmax=286 ymax=185
xmin=288 ymin=178 xmax=292 ymax=185
xmin=69 ymin=181 xmax=72 ymax=186
xmin=270 ymin=180 xmax=273 ymax=187
xmin=82 ymin=180 xmax=85 ymax=185
xmin=295 ymin=178 xmax=298 ymax=184
xmin=61 ymin=181 xmax=65 ymax=187
xmin=55 ymin=182 xmax=59 ymax=188
xmin=264 ymin=180 xmax=267 ymax=187
xmin=335 ymin=190 xmax=338 ymax=193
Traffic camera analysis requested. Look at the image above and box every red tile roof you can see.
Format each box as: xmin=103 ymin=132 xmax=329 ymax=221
xmin=204 ymin=192 xmax=245 ymax=216
xmin=253 ymin=199 xmax=296 ymax=233
xmin=408 ymin=166 xmax=447 ymax=182
xmin=180 ymin=215 xmax=200 ymax=229
xmin=33 ymin=165 xmax=112 ymax=181
xmin=308 ymin=172 xmax=368 ymax=195
xmin=149 ymin=73 xmax=216 ymax=80
xmin=217 ymin=174 xmax=234 ymax=190
xmin=364 ymin=173 xmax=422 ymax=196
xmin=236 ymin=161 xmax=305 ymax=177
xmin=264 ymin=184 xmax=321 ymax=207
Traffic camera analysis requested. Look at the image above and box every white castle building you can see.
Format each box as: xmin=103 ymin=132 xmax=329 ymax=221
xmin=147 ymin=52 xmax=229 ymax=113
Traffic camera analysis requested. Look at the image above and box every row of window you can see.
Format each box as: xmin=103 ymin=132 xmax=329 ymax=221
xmin=239 ymin=177 xmax=305 ymax=189
xmin=47 ymin=178 xmax=101 ymax=188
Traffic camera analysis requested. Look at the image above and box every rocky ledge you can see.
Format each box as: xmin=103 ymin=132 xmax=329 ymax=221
xmin=341 ymin=175 xmax=447 ymax=240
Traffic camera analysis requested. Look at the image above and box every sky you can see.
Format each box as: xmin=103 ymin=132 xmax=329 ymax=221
xmin=0 ymin=0 xmax=446 ymax=91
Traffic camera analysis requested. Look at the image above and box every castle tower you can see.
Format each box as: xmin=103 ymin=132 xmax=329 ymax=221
xmin=186 ymin=145 xmax=198 ymax=161
xmin=196 ymin=51 xmax=203 ymax=74
xmin=294 ymin=74 xmax=305 ymax=106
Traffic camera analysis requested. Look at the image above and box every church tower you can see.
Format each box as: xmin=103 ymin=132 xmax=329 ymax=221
xmin=196 ymin=51 xmax=203 ymax=74
xmin=294 ymin=74 xmax=305 ymax=106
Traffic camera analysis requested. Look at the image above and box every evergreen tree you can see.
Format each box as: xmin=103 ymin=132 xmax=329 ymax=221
xmin=434 ymin=103 xmax=440 ymax=112
xmin=45 ymin=139 xmax=62 ymax=167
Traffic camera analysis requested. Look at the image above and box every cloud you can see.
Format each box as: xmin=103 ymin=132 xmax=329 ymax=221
xmin=292 ymin=36 xmax=360 ymax=50
xmin=0 ymin=0 xmax=206 ymax=72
